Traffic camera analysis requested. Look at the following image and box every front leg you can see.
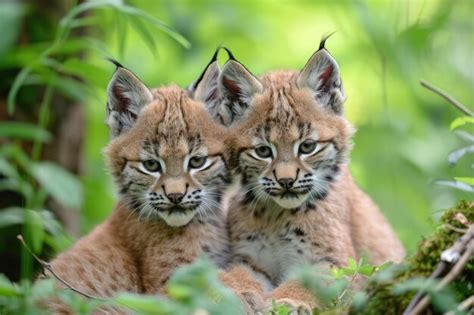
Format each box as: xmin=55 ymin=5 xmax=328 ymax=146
xmin=219 ymin=265 xmax=270 ymax=314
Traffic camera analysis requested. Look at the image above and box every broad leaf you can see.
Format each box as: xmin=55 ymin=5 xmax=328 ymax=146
xmin=32 ymin=162 xmax=83 ymax=209
xmin=450 ymin=116 xmax=474 ymax=130
xmin=0 ymin=122 xmax=51 ymax=142
xmin=347 ymin=257 xmax=357 ymax=270
xmin=25 ymin=209 xmax=45 ymax=253
xmin=0 ymin=207 xmax=25 ymax=229
xmin=0 ymin=158 xmax=19 ymax=178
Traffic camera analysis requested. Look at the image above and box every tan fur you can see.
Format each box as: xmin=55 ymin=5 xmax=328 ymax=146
xmin=43 ymin=85 xmax=252 ymax=313
xmin=224 ymin=70 xmax=405 ymax=311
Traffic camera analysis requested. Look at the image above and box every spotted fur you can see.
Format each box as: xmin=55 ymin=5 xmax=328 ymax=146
xmin=43 ymin=64 xmax=245 ymax=313
xmin=211 ymin=44 xmax=405 ymax=311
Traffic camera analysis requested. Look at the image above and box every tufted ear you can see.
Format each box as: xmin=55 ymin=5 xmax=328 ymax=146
xmin=218 ymin=56 xmax=262 ymax=126
xmin=296 ymin=38 xmax=346 ymax=114
xmin=189 ymin=48 xmax=221 ymax=116
xmin=106 ymin=62 xmax=153 ymax=138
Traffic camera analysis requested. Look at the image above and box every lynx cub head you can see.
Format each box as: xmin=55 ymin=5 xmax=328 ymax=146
xmin=214 ymin=42 xmax=354 ymax=210
xmin=104 ymin=61 xmax=229 ymax=227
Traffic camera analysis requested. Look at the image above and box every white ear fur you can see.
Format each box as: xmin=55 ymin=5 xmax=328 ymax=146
xmin=297 ymin=49 xmax=346 ymax=113
xmin=106 ymin=67 xmax=153 ymax=138
xmin=217 ymin=60 xmax=262 ymax=125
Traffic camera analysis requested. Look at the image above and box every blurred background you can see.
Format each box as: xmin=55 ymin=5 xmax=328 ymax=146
xmin=0 ymin=0 xmax=472 ymax=282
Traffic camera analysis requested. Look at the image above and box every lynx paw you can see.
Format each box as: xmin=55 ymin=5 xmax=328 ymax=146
xmin=266 ymin=298 xmax=313 ymax=315
xmin=238 ymin=291 xmax=266 ymax=314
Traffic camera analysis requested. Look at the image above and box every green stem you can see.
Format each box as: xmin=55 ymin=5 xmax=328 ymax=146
xmin=20 ymin=198 xmax=34 ymax=280
xmin=32 ymin=86 xmax=54 ymax=161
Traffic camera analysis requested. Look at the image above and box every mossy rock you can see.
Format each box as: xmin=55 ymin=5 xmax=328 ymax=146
xmin=358 ymin=201 xmax=473 ymax=315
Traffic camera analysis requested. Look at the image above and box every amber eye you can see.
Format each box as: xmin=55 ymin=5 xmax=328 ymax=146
xmin=254 ymin=146 xmax=272 ymax=158
xmin=142 ymin=159 xmax=161 ymax=172
xmin=299 ymin=140 xmax=317 ymax=155
xmin=189 ymin=156 xmax=207 ymax=169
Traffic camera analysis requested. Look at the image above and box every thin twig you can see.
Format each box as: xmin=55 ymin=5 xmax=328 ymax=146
xmin=17 ymin=235 xmax=106 ymax=301
xmin=403 ymin=225 xmax=474 ymax=314
xmin=409 ymin=239 xmax=474 ymax=314
xmin=335 ymin=273 xmax=358 ymax=306
xmin=420 ymin=80 xmax=474 ymax=117
xmin=443 ymin=223 xmax=468 ymax=234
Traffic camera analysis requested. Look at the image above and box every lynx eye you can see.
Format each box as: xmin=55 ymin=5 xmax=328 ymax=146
xmin=142 ymin=159 xmax=161 ymax=172
xmin=299 ymin=140 xmax=318 ymax=155
xmin=254 ymin=146 xmax=272 ymax=159
xmin=189 ymin=156 xmax=207 ymax=169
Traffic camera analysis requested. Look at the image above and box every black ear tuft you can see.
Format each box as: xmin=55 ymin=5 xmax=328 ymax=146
xmin=106 ymin=58 xmax=125 ymax=69
xmin=318 ymin=32 xmax=336 ymax=51
xmin=219 ymin=46 xmax=236 ymax=61
xmin=190 ymin=46 xmax=238 ymax=92
xmin=297 ymin=37 xmax=346 ymax=114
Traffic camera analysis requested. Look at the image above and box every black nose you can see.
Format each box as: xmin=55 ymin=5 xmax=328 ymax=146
xmin=167 ymin=193 xmax=184 ymax=204
xmin=277 ymin=178 xmax=294 ymax=189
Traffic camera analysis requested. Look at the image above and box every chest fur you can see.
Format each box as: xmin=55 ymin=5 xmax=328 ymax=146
xmin=230 ymin=212 xmax=336 ymax=286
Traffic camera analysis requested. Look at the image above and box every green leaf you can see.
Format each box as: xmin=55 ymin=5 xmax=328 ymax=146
xmin=450 ymin=116 xmax=474 ymax=130
xmin=32 ymin=162 xmax=83 ymax=209
xmin=114 ymin=9 xmax=128 ymax=59
xmin=351 ymin=291 xmax=368 ymax=310
xmin=347 ymin=257 xmax=357 ymax=270
xmin=167 ymin=284 xmax=193 ymax=300
xmin=51 ymin=76 xmax=91 ymax=102
xmin=0 ymin=158 xmax=19 ymax=178
xmin=358 ymin=265 xmax=376 ymax=277
xmin=129 ymin=15 xmax=158 ymax=56
xmin=0 ymin=274 xmax=21 ymax=297
xmin=39 ymin=210 xmax=65 ymax=236
xmin=271 ymin=300 xmax=290 ymax=315
xmin=0 ymin=178 xmax=34 ymax=201
xmin=0 ymin=122 xmax=51 ymax=142
xmin=0 ymin=207 xmax=25 ymax=229
xmin=25 ymin=209 xmax=45 ymax=253
xmin=331 ymin=267 xmax=345 ymax=279
xmin=7 ymin=66 xmax=33 ymax=114
xmin=0 ymin=2 xmax=26 ymax=57
xmin=117 ymin=5 xmax=190 ymax=48
xmin=114 ymin=293 xmax=175 ymax=314
xmin=61 ymin=58 xmax=109 ymax=87
xmin=454 ymin=177 xmax=474 ymax=185
xmin=30 ymin=278 xmax=56 ymax=301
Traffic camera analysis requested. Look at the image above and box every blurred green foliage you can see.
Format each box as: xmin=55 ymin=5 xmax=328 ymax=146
xmin=0 ymin=0 xmax=472 ymax=314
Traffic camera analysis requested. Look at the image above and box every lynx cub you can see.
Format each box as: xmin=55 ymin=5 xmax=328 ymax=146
xmin=43 ymin=59 xmax=240 ymax=312
xmin=204 ymin=41 xmax=405 ymax=312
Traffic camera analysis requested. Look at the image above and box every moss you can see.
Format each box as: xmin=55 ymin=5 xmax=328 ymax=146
xmin=357 ymin=201 xmax=474 ymax=314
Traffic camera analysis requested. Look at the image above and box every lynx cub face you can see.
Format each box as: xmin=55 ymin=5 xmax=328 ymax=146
xmin=213 ymin=45 xmax=353 ymax=211
xmin=105 ymin=63 xmax=229 ymax=227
